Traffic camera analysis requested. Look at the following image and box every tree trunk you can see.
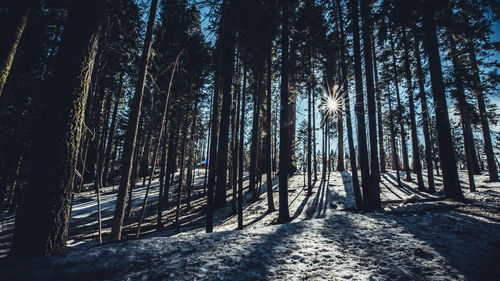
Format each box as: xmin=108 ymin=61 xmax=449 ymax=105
xmin=360 ymin=0 xmax=380 ymax=210
xmin=231 ymin=67 xmax=240 ymax=215
xmin=337 ymin=0 xmax=361 ymax=208
xmin=110 ymin=0 xmax=159 ymax=241
xmin=351 ymin=0 xmax=370 ymax=209
xmin=307 ymin=65 xmax=313 ymax=195
xmin=249 ymin=71 xmax=262 ymax=197
xmin=422 ymin=0 xmax=463 ymax=199
xmin=103 ymin=79 xmax=122 ymax=185
xmin=214 ymin=3 xmax=237 ymax=208
xmin=447 ymin=31 xmax=476 ymax=192
xmin=9 ymin=0 xmax=105 ymax=257
xmin=265 ymin=35 xmax=275 ymax=212
xmin=278 ymin=0 xmax=290 ymax=223
xmin=387 ymin=85 xmax=401 ymax=186
xmin=371 ymin=33 xmax=385 ymax=173
xmin=390 ymin=28 xmax=412 ymax=182
xmin=0 ymin=0 xmax=32 ymax=96
xmin=413 ymin=29 xmax=436 ymax=192
xmin=238 ymin=66 xmax=247 ymax=229
xmin=402 ymin=26 xmax=424 ymax=191
xmin=463 ymin=21 xmax=499 ymax=182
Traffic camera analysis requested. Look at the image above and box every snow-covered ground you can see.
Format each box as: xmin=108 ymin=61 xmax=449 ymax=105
xmin=0 ymin=169 xmax=499 ymax=280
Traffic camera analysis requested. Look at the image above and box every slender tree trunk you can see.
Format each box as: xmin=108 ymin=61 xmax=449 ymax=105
xmin=206 ymin=44 xmax=220 ymax=233
xmin=360 ymin=0 xmax=380 ymax=210
xmin=231 ymin=68 xmax=241 ymax=215
xmin=175 ymin=116 xmax=189 ymax=231
xmin=312 ymin=83 xmax=318 ymax=183
xmin=238 ymin=66 xmax=247 ymax=229
xmin=110 ymin=0 xmax=159 ymax=241
xmin=307 ymin=67 xmax=313 ymax=195
xmin=402 ymin=26 xmax=424 ymax=191
xmin=278 ymin=0 xmax=290 ymax=223
xmin=351 ymin=0 xmax=370 ymax=209
xmin=0 ymin=0 xmax=32 ymax=96
xmin=136 ymin=52 xmax=180 ymax=235
xmin=387 ymin=85 xmax=401 ymax=186
xmin=187 ymin=104 xmax=199 ymax=210
xmin=390 ymin=28 xmax=412 ymax=182
xmin=249 ymin=71 xmax=262 ymax=197
xmin=337 ymin=0 xmax=361 ymax=208
xmin=371 ymin=33 xmax=385 ymax=173
xmin=157 ymin=125 xmax=168 ymax=228
xmin=103 ymin=84 xmax=121 ymax=185
xmin=463 ymin=24 xmax=499 ymax=182
xmin=422 ymin=0 xmax=463 ymax=199
xmin=447 ymin=32 xmax=476 ymax=191
xmin=9 ymin=0 xmax=105 ymax=257
xmin=413 ymin=29 xmax=436 ymax=192
xmin=265 ymin=37 xmax=275 ymax=212
xmin=214 ymin=3 xmax=236 ymax=208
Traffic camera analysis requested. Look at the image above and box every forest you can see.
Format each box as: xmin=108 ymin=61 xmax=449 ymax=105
xmin=0 ymin=0 xmax=499 ymax=280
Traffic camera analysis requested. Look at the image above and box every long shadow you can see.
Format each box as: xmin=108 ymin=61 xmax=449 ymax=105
xmin=380 ymin=175 xmax=403 ymax=200
xmin=304 ymin=180 xmax=325 ymax=220
xmin=317 ymin=206 xmax=500 ymax=280
xmin=384 ymin=173 xmax=432 ymax=199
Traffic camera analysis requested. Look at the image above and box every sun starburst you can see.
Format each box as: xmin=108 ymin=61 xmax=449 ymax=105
xmin=319 ymin=81 xmax=344 ymax=117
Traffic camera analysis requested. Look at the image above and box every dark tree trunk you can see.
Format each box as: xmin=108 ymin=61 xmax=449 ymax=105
xmin=413 ymin=29 xmax=436 ymax=192
xmin=206 ymin=41 xmax=220 ymax=233
xmin=265 ymin=28 xmax=275 ymax=212
xmin=463 ymin=22 xmax=499 ymax=182
xmin=402 ymin=27 xmax=425 ymax=191
xmin=387 ymin=85 xmax=402 ymax=186
xmin=175 ymin=116 xmax=189 ymax=231
xmin=214 ymin=3 xmax=236 ymax=208
xmin=390 ymin=28 xmax=412 ymax=182
xmin=9 ymin=0 xmax=105 ymax=257
xmin=103 ymin=79 xmax=122 ymax=185
xmin=231 ymin=67 xmax=241 ymax=215
xmin=351 ymin=0 xmax=370 ymax=209
xmin=387 ymin=85 xmax=401 ymax=186
xmin=0 ymin=0 xmax=32 ymax=96
xmin=371 ymin=33 xmax=385 ymax=173
xmin=237 ymin=66 xmax=247 ymax=229
xmin=249 ymin=71 xmax=262 ymax=198
xmin=447 ymin=31 xmax=476 ymax=191
xmin=307 ymin=65 xmax=313 ymax=195
xmin=110 ymin=0 xmax=159 ymax=241
xmin=422 ymin=0 xmax=463 ymax=199
xmin=337 ymin=0 xmax=361 ymax=208
xmin=157 ymin=124 xmax=168 ymax=228
xmin=278 ymin=0 xmax=290 ymax=223
xmin=360 ymin=0 xmax=380 ymax=210
xmin=312 ymin=85 xmax=318 ymax=183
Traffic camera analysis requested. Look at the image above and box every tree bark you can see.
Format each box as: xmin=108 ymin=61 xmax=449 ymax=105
xmin=389 ymin=28 xmax=412 ymax=182
xmin=336 ymin=0 xmax=361 ymax=208
xmin=278 ymin=0 xmax=290 ymax=223
xmin=9 ymin=0 xmax=105 ymax=257
xmin=402 ymin=26 xmax=425 ymax=191
xmin=110 ymin=0 xmax=159 ymax=241
xmin=351 ymin=0 xmax=370 ymax=209
xmin=360 ymin=0 xmax=381 ymax=210
xmin=422 ymin=0 xmax=463 ymax=199
xmin=0 ymin=0 xmax=32 ymax=96
xmin=412 ymin=29 xmax=436 ymax=192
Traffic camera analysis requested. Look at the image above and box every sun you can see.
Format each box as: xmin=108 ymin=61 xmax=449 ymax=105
xmin=327 ymin=98 xmax=338 ymax=112
xmin=319 ymin=83 xmax=344 ymax=117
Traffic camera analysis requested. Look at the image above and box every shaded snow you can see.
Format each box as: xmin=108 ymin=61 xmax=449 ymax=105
xmin=0 ymin=169 xmax=499 ymax=280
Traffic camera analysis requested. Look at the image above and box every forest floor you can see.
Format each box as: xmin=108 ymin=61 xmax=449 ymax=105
xmin=0 ymin=168 xmax=499 ymax=280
